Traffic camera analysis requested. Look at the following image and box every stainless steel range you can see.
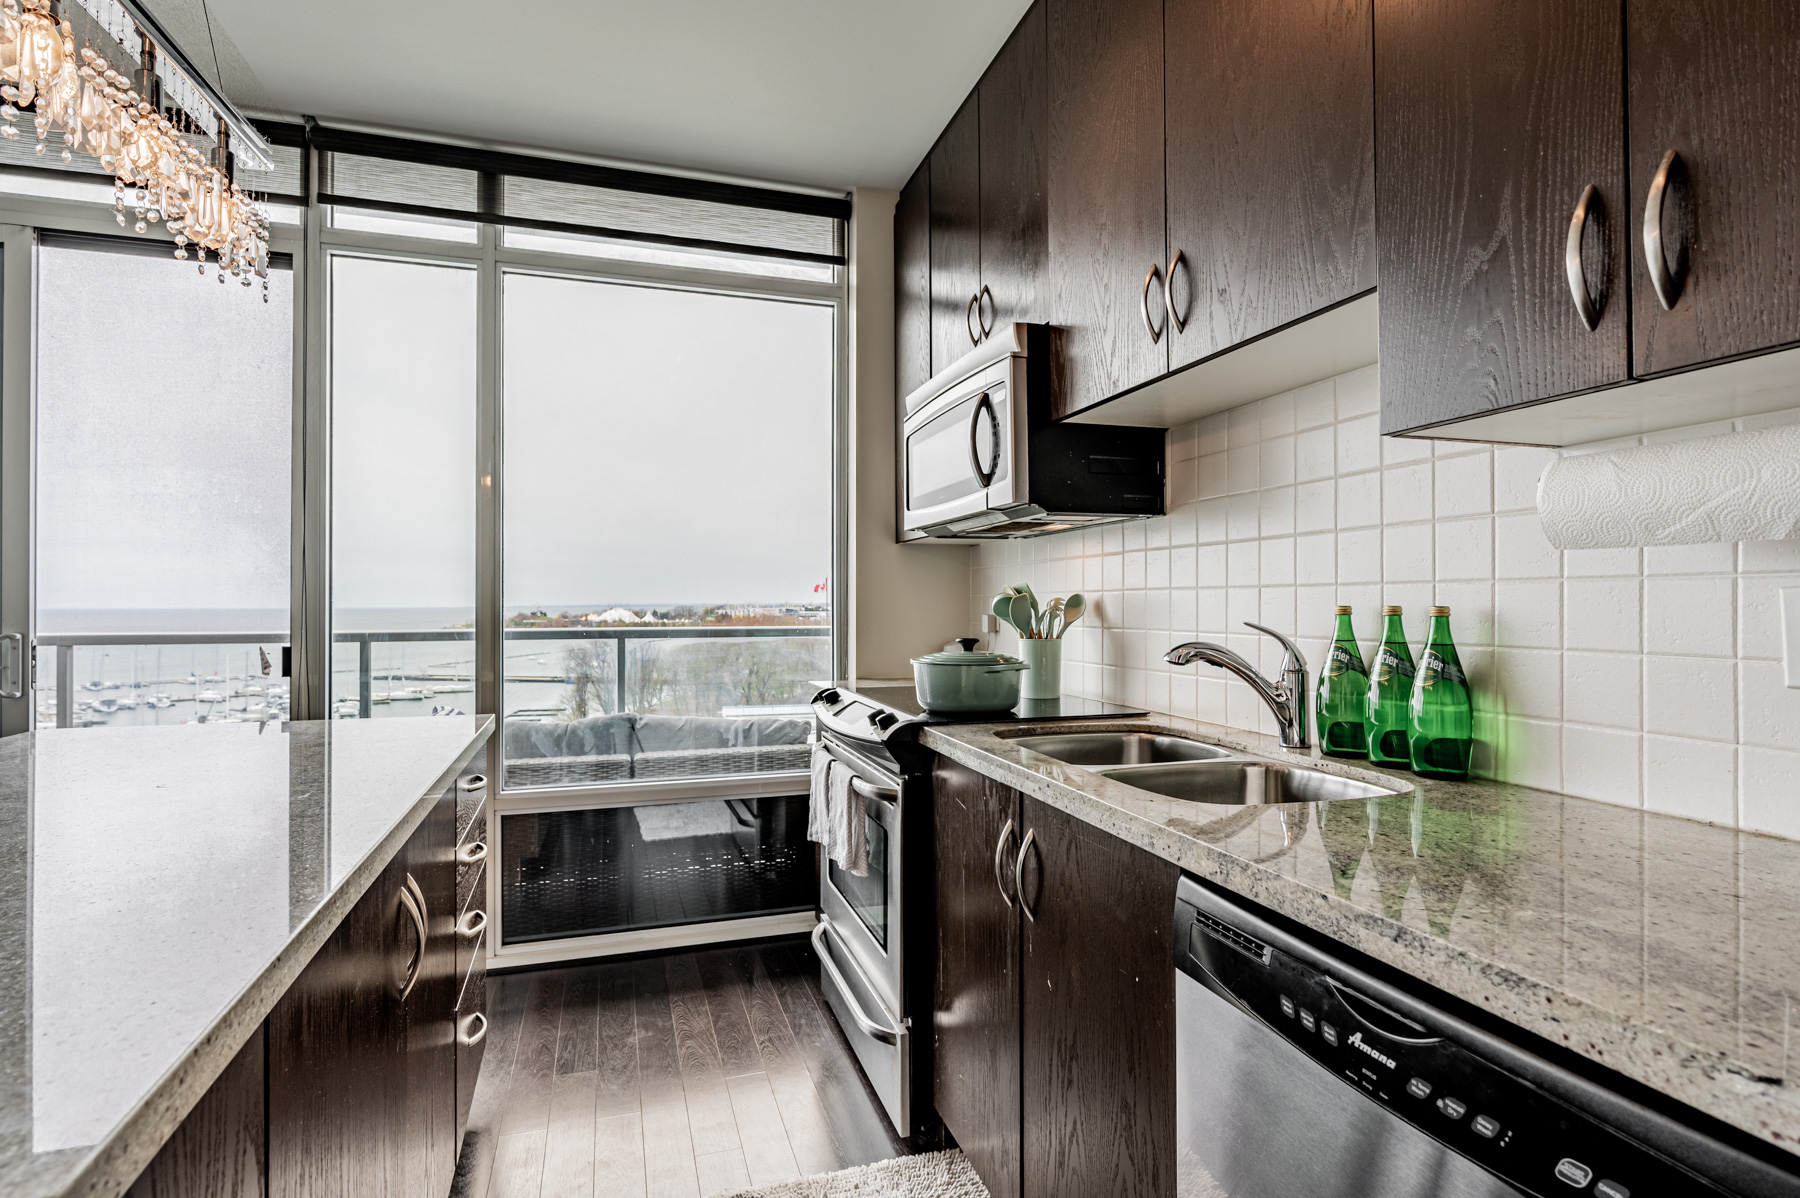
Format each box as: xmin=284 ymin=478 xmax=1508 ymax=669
xmin=808 ymin=684 xmax=1145 ymax=1140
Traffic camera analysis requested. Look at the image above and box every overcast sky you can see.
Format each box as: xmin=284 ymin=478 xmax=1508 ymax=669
xmin=36 ymin=245 xmax=834 ymax=619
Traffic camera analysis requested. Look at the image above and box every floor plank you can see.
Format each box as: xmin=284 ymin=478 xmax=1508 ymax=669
xmin=593 ymin=1112 xmax=648 ymax=1198
xmin=664 ymin=953 xmax=740 ymax=1157
xmin=540 ymin=1071 xmax=598 ymax=1198
xmin=726 ymin=1072 xmax=802 ymax=1187
xmin=453 ymin=939 xmax=908 ymax=1198
xmin=693 ymin=1149 xmax=750 ymax=1198
xmin=487 ymin=1129 xmax=547 ymax=1198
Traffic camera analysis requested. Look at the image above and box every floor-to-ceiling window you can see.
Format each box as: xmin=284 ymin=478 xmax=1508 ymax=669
xmin=328 ymin=255 xmax=478 ymax=720
xmin=34 ymin=236 xmax=294 ymax=729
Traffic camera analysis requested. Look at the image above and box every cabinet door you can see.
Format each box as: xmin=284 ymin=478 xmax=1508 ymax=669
xmin=401 ymin=792 xmax=457 ymax=1198
xmin=931 ymin=95 xmax=984 ymax=374
xmin=1628 ymin=1 xmax=1800 ymax=375
xmin=269 ymin=854 xmax=408 ymax=1198
xmin=979 ymin=0 xmax=1048 ymax=336
xmin=127 ymin=1027 xmax=265 ymax=1198
xmin=1165 ymin=0 xmax=1376 ymax=367
xmin=1375 ymin=0 xmax=1628 ymax=435
xmin=896 ymin=162 xmax=933 ymax=403
xmin=1019 ymin=796 xmax=1177 ymax=1198
xmin=932 ymin=756 xmax=1021 ymax=1198
xmin=1046 ymin=0 xmax=1167 ymax=419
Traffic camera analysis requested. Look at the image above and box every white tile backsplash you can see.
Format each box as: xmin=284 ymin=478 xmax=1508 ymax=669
xmin=964 ymin=365 xmax=1800 ymax=839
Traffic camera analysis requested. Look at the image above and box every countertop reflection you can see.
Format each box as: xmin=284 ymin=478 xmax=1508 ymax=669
xmin=0 ymin=716 xmax=491 ymax=1198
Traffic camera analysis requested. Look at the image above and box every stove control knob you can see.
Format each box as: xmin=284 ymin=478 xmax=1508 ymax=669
xmin=870 ymin=710 xmax=897 ymax=731
xmin=818 ymin=688 xmax=841 ymax=705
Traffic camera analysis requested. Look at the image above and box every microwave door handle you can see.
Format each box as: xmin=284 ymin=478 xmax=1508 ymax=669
xmin=968 ymin=391 xmax=997 ymax=488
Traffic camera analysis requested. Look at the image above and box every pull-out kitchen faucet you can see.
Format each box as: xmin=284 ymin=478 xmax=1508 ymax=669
xmin=1164 ymin=623 xmax=1310 ymax=750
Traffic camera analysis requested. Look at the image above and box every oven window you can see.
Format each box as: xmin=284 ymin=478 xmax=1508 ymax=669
xmin=907 ymin=382 xmax=1008 ymax=510
xmin=829 ymin=813 xmax=889 ymax=949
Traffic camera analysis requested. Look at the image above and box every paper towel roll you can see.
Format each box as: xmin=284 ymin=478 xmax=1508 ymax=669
xmin=1537 ymin=423 xmax=1800 ymax=549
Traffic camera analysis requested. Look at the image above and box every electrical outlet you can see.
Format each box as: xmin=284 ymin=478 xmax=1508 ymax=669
xmin=985 ymin=613 xmax=1000 ymax=634
xmin=1783 ymin=588 xmax=1800 ymax=689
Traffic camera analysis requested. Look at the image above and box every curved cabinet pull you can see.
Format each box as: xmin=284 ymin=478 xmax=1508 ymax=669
xmin=457 ymin=774 xmax=486 ymax=793
xmin=966 ymin=292 xmax=982 ymax=346
xmin=458 ymin=908 xmax=488 ymax=938
xmin=1565 ymin=184 xmax=1605 ymax=331
xmin=397 ymin=880 xmax=427 ymax=1001
xmin=977 ymin=284 xmax=995 ymax=340
xmin=1165 ymin=250 xmax=1187 ymax=335
xmin=1141 ymin=264 xmax=1165 ymax=344
xmin=1643 ymin=149 xmax=1687 ymax=311
xmin=460 ymin=1011 xmax=488 ymax=1047
xmin=1013 ymin=827 xmax=1037 ymax=923
xmin=967 ymin=391 xmax=998 ymax=487
xmin=992 ymin=817 xmax=1016 ymax=908
xmin=0 ymin=633 xmax=22 ymax=700
xmin=457 ymin=840 xmax=488 ymax=865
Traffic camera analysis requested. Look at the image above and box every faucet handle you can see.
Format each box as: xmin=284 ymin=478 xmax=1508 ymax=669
xmin=1245 ymin=622 xmax=1307 ymax=676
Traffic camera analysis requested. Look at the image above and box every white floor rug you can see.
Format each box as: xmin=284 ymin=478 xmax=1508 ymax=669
xmin=718 ymin=1151 xmax=991 ymax=1198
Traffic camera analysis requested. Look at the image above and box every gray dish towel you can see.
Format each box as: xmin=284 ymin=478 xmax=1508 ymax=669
xmin=807 ymin=744 xmax=867 ymax=876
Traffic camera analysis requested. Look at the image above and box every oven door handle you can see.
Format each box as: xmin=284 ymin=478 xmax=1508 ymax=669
xmin=850 ymin=776 xmax=898 ymax=806
xmin=812 ymin=918 xmax=900 ymax=1045
xmin=820 ymin=739 xmax=902 ymax=800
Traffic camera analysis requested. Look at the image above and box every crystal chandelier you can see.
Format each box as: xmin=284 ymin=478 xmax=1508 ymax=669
xmin=0 ymin=0 xmax=270 ymax=297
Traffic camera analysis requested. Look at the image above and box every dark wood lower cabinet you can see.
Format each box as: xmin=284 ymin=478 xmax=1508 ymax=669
xmin=933 ymin=757 xmax=1022 ymax=1198
xmin=933 ymin=759 xmax=1177 ymax=1198
xmin=133 ymin=781 xmax=470 ymax=1198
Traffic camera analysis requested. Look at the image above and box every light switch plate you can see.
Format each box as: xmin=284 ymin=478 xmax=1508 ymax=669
xmin=1783 ymin=588 xmax=1800 ymax=689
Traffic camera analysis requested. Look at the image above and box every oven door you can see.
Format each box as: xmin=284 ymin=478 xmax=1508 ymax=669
xmin=815 ymin=740 xmax=911 ymax=1134
xmin=901 ymin=356 xmax=1019 ymax=533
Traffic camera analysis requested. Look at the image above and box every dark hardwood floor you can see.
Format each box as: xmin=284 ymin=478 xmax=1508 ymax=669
xmin=451 ymin=938 xmax=909 ymax=1198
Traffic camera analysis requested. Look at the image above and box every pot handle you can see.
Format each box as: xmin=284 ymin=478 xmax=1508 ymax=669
xmin=984 ymin=662 xmax=1030 ymax=673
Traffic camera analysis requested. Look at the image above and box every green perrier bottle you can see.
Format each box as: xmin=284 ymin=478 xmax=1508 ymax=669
xmin=1316 ymin=606 xmax=1369 ymax=758
xmin=1408 ymin=606 xmax=1473 ymax=780
xmin=1366 ymin=605 xmax=1416 ymax=768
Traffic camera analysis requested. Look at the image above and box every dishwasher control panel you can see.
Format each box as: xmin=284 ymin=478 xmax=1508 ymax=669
xmin=1175 ymin=885 xmax=1741 ymax=1198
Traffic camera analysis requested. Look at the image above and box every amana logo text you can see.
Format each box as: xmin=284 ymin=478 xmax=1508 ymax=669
xmin=1347 ymin=1031 xmax=1397 ymax=1070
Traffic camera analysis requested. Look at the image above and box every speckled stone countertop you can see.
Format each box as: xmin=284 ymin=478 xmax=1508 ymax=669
xmin=0 ymin=716 xmax=492 ymax=1198
xmin=921 ymin=715 xmax=1800 ymax=1159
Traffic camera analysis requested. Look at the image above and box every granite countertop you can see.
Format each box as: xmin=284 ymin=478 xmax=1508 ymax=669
xmin=0 ymin=716 xmax=493 ymax=1198
xmin=921 ymin=715 xmax=1800 ymax=1159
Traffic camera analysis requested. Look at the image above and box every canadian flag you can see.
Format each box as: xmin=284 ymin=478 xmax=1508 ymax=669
xmin=813 ymin=579 xmax=828 ymax=594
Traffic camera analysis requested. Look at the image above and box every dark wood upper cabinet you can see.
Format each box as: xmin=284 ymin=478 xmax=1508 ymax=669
xmin=1046 ymin=0 xmax=1168 ymax=419
xmin=1018 ymin=795 xmax=1177 ymax=1198
xmin=978 ymin=0 xmax=1049 ymax=337
xmin=1627 ymin=0 xmax=1800 ymax=377
xmin=1165 ymin=0 xmax=1376 ymax=369
xmin=1374 ymin=0 xmax=1629 ymax=435
xmin=896 ymin=162 xmax=933 ymax=403
xmin=930 ymin=95 xmax=983 ymax=375
xmin=932 ymin=757 xmax=1022 ymax=1198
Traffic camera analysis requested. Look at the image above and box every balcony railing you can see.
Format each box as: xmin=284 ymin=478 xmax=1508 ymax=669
xmin=34 ymin=624 xmax=828 ymax=728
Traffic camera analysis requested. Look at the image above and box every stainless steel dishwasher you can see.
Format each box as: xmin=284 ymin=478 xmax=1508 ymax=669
xmin=1173 ymin=876 xmax=1800 ymax=1198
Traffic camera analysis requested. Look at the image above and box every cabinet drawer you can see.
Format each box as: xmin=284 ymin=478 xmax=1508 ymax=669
xmin=456 ymin=836 xmax=488 ymax=914
xmin=456 ymin=867 xmax=487 ymax=983
xmin=455 ymin=930 xmax=487 ymax=1144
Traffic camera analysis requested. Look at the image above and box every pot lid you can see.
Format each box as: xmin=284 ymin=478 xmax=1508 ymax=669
xmin=912 ymin=643 xmax=1022 ymax=667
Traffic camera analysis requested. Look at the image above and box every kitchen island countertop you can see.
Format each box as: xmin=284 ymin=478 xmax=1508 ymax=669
xmin=0 ymin=716 xmax=492 ymax=1198
xmin=922 ymin=715 xmax=1800 ymax=1160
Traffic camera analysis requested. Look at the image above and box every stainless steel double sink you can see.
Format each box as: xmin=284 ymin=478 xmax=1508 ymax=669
xmin=1009 ymin=731 xmax=1401 ymax=805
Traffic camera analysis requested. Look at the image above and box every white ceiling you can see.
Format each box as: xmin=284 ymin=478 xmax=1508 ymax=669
xmin=145 ymin=0 xmax=1033 ymax=192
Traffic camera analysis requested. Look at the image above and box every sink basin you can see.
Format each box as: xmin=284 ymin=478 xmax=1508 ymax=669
xmin=1100 ymin=760 xmax=1400 ymax=805
xmin=1011 ymin=732 xmax=1236 ymax=769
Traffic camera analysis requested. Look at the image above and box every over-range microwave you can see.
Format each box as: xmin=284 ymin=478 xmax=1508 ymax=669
xmin=900 ymin=323 xmax=1165 ymax=539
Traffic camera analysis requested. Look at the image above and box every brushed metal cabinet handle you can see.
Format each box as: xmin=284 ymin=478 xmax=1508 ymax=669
xmin=459 ymin=908 xmax=487 ymax=937
xmin=397 ymin=882 xmax=426 ymax=1001
xmin=0 ymin=633 xmax=22 ymax=700
xmin=1165 ymin=250 xmax=1186 ymax=335
xmin=457 ymin=774 xmax=486 ymax=792
xmin=993 ymin=817 xmax=1016 ymax=908
xmin=966 ymin=292 xmax=982 ymax=345
xmin=1644 ymin=148 xmax=1687 ymax=311
xmin=1013 ymin=827 xmax=1037 ymax=923
xmin=457 ymin=840 xmax=488 ymax=865
xmin=460 ymin=1011 xmax=488 ymax=1047
xmin=1565 ymin=184 xmax=1604 ymax=331
xmin=977 ymin=284 xmax=995 ymax=339
xmin=1141 ymin=264 xmax=1165 ymax=344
